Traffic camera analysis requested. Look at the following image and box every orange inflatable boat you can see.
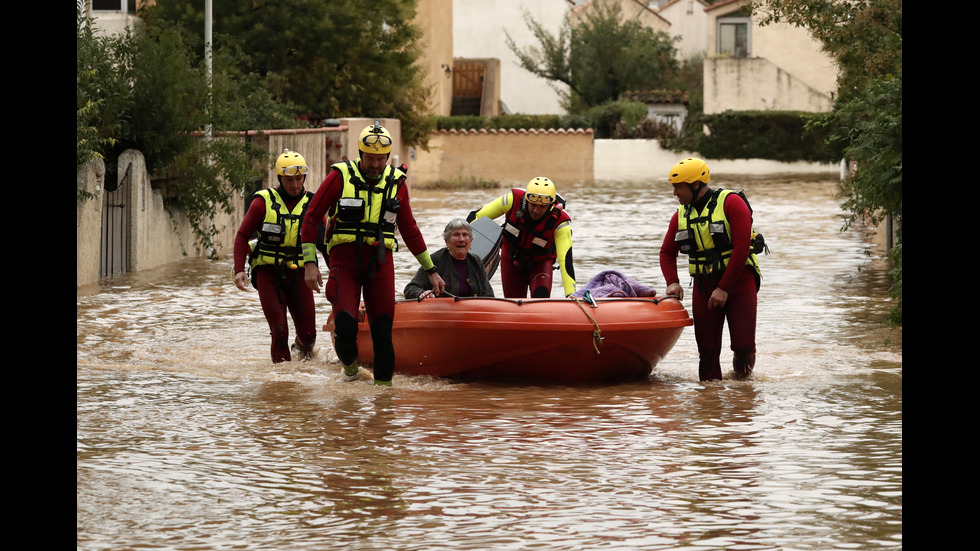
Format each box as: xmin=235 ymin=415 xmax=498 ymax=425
xmin=325 ymin=295 xmax=692 ymax=383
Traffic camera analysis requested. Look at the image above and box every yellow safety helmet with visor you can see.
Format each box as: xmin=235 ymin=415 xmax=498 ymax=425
xmin=358 ymin=120 xmax=393 ymax=155
xmin=275 ymin=149 xmax=309 ymax=177
xmin=525 ymin=176 xmax=557 ymax=206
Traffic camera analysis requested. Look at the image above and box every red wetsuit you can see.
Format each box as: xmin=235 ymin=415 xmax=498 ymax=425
xmin=300 ymin=166 xmax=432 ymax=382
xmin=234 ymin=188 xmax=317 ymax=363
xmin=660 ymin=191 xmax=758 ymax=381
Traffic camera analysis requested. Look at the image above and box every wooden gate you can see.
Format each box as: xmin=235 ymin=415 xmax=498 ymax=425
xmin=100 ymin=161 xmax=131 ymax=278
xmin=451 ymin=61 xmax=486 ymax=116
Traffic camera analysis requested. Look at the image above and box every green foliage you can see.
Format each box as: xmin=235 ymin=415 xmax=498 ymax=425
xmin=507 ymin=0 xmax=680 ymax=111
xmin=143 ymin=0 xmax=434 ymax=149
xmin=76 ymin=10 xmax=291 ymax=254
xmin=77 ymin=8 xmax=129 ymax=195
xmin=694 ymin=111 xmax=842 ymax=162
xmin=433 ymin=102 xmax=651 ymax=140
xmin=155 ymin=136 xmax=269 ymax=256
xmin=831 ymin=76 xmax=902 ymax=230
xmin=584 ymin=100 xmax=649 ymax=139
xmin=753 ymin=0 xmax=902 ymax=323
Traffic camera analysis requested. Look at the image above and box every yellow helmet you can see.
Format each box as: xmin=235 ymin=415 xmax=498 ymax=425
xmin=358 ymin=120 xmax=393 ymax=155
xmin=668 ymin=158 xmax=710 ymax=185
xmin=525 ymin=177 xmax=557 ymax=205
xmin=275 ymin=149 xmax=309 ymax=177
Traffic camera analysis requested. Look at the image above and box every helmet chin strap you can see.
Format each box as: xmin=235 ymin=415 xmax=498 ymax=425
xmin=688 ymin=182 xmax=699 ymax=201
xmin=689 ymin=182 xmax=709 ymax=206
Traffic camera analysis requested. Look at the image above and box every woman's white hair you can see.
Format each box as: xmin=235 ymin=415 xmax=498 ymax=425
xmin=442 ymin=218 xmax=473 ymax=242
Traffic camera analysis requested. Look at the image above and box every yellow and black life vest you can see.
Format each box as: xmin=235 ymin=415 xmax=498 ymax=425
xmin=675 ymin=189 xmax=761 ymax=277
xmin=325 ymin=160 xmax=404 ymax=258
xmin=249 ymin=187 xmax=312 ymax=271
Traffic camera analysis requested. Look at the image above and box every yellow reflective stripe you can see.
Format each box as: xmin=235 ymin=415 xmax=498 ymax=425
xmin=302 ymin=242 xmax=317 ymax=263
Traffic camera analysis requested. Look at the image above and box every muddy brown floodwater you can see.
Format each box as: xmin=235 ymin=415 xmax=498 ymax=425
xmin=77 ymin=177 xmax=901 ymax=550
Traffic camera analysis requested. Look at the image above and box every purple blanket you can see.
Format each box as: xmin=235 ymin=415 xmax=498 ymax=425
xmin=570 ymin=270 xmax=658 ymax=298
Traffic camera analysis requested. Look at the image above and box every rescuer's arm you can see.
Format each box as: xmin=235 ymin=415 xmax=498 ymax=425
xmin=554 ymin=221 xmax=576 ymax=297
xmin=466 ymin=191 xmax=515 ymax=223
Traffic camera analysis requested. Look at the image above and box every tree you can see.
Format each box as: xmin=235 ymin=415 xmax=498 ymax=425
xmin=76 ymin=9 xmax=293 ymax=255
xmin=142 ymin=0 xmax=435 ymax=147
xmin=507 ymin=0 xmax=680 ymax=112
xmin=753 ymin=0 xmax=902 ymax=323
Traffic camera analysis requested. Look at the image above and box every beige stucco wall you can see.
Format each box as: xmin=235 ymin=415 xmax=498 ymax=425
xmin=411 ymin=128 xmax=595 ymax=188
xmin=415 ymin=0 xmax=454 ymax=116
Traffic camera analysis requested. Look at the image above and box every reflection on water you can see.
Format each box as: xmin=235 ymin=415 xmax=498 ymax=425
xmin=77 ymin=179 xmax=901 ymax=550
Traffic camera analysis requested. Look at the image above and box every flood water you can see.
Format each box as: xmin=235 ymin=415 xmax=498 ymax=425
xmin=77 ymin=177 xmax=902 ymax=550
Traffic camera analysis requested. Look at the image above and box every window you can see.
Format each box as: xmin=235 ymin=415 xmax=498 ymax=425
xmin=718 ymin=17 xmax=750 ymax=58
xmin=91 ymin=0 xmax=136 ymax=13
xmin=92 ymin=0 xmax=122 ymax=9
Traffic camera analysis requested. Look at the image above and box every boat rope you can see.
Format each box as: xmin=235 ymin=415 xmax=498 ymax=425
xmin=571 ymin=297 xmax=604 ymax=354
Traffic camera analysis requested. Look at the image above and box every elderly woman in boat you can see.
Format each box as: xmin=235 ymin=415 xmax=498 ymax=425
xmin=404 ymin=219 xmax=495 ymax=300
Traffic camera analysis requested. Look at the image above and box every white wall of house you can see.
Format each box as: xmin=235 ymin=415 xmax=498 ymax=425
xmin=453 ymin=0 xmax=571 ymax=115
xmin=657 ymin=0 xmax=708 ymax=62
xmin=571 ymin=0 xmax=671 ymax=33
xmin=752 ymin=19 xmax=838 ymax=101
xmin=703 ymin=57 xmax=835 ymax=114
xmin=703 ymin=0 xmax=837 ymax=114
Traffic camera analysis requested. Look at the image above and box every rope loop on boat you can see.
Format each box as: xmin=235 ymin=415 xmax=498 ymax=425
xmin=572 ymin=297 xmax=604 ymax=354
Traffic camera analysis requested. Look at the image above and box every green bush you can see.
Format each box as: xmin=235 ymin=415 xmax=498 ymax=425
xmin=431 ymin=113 xmax=589 ymax=132
xmin=693 ymin=110 xmax=842 ymax=163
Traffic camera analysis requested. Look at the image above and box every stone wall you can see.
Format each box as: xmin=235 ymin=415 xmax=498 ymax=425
xmin=76 ymin=157 xmax=104 ymax=287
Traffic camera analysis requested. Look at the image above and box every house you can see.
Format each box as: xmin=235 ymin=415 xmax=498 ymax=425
xmin=620 ymin=90 xmax=689 ymax=134
xmin=452 ymin=0 xmax=571 ymax=115
xmin=415 ymin=0 xmax=455 ymax=116
xmin=570 ymin=0 xmax=671 ymax=33
xmin=702 ymin=0 xmax=837 ymax=114
xmin=81 ymin=0 xmax=145 ymax=36
xmin=655 ymin=0 xmax=709 ymax=62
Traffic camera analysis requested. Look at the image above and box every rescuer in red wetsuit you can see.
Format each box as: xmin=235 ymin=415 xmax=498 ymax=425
xmin=233 ymin=149 xmax=320 ymax=363
xmin=466 ymin=177 xmax=576 ymax=298
xmin=300 ymin=121 xmax=445 ymax=386
xmin=659 ymin=158 xmax=762 ymax=381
